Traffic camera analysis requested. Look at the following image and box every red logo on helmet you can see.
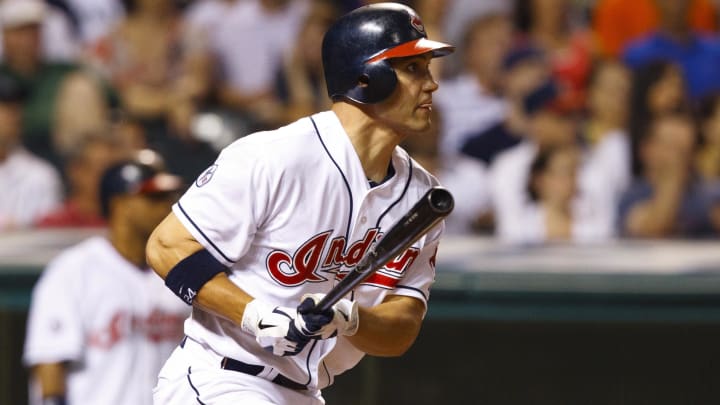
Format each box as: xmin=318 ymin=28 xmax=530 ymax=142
xmin=410 ymin=15 xmax=425 ymax=35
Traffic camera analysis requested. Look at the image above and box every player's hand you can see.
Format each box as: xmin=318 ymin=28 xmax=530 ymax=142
xmin=241 ymin=300 xmax=310 ymax=356
xmin=295 ymin=293 xmax=359 ymax=339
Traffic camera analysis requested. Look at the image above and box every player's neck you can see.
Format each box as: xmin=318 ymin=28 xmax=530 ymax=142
xmin=109 ymin=219 xmax=148 ymax=269
xmin=332 ymin=103 xmax=401 ymax=183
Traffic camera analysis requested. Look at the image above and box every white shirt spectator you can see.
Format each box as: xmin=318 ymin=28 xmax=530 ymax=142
xmin=580 ymin=129 xmax=632 ymax=219
xmin=506 ymin=197 xmax=614 ymax=245
xmin=187 ymin=0 xmax=308 ymax=94
xmin=435 ymin=73 xmax=507 ymax=158
xmin=65 ymin=0 xmax=125 ymax=45
xmin=488 ymin=140 xmax=536 ymax=241
xmin=490 ymin=138 xmax=621 ymax=244
xmin=0 ymin=148 xmax=62 ymax=230
xmin=437 ymin=154 xmax=491 ymax=235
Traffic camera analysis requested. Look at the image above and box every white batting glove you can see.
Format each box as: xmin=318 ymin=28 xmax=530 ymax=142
xmin=296 ymin=293 xmax=359 ymax=339
xmin=241 ymin=299 xmax=310 ymax=356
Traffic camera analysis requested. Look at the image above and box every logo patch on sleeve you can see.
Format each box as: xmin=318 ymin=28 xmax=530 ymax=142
xmin=195 ymin=164 xmax=218 ymax=187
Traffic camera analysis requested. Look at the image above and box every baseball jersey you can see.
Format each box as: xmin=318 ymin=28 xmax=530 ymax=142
xmin=174 ymin=110 xmax=444 ymax=390
xmin=24 ymin=236 xmax=190 ymax=405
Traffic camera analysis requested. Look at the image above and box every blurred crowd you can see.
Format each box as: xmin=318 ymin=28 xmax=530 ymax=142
xmin=1 ymin=0 xmax=719 ymax=244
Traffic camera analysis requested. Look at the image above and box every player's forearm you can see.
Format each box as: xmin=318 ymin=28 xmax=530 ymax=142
xmin=194 ymin=273 xmax=253 ymax=325
xmin=34 ymin=363 xmax=66 ymax=398
xmin=346 ymin=295 xmax=425 ymax=357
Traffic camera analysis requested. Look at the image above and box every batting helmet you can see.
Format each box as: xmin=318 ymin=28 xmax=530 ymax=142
xmin=99 ymin=150 xmax=184 ymax=218
xmin=322 ymin=2 xmax=454 ymax=104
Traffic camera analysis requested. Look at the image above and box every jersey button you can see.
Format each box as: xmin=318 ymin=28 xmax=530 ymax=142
xmin=360 ymin=216 xmax=367 ymax=224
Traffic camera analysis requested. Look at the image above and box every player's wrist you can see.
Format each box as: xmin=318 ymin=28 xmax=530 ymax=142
xmin=335 ymin=298 xmax=360 ymax=336
xmin=240 ymin=299 xmax=273 ymax=336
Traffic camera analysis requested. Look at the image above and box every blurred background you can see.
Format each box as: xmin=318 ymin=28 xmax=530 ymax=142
xmin=2 ymin=0 xmax=720 ymax=403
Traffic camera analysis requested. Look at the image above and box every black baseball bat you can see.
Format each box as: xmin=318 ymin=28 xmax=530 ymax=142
xmin=312 ymin=186 xmax=454 ymax=313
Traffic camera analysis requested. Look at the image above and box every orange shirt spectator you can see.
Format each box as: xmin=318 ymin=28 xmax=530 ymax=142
xmin=593 ymin=0 xmax=717 ymax=58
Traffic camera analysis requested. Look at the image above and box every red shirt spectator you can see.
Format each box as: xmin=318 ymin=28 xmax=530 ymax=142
xmin=593 ymin=0 xmax=717 ymax=58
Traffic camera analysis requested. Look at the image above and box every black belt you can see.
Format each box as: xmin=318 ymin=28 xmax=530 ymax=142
xmin=220 ymin=357 xmax=308 ymax=391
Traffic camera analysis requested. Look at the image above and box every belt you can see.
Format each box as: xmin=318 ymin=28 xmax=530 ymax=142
xmin=220 ymin=357 xmax=308 ymax=391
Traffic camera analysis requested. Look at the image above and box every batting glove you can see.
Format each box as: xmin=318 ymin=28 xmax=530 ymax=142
xmin=241 ymin=299 xmax=310 ymax=356
xmin=295 ymin=293 xmax=359 ymax=339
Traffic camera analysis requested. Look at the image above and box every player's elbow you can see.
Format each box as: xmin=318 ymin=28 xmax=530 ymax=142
xmin=146 ymin=228 xmax=167 ymax=279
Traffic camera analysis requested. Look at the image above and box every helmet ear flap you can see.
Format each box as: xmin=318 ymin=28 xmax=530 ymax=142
xmin=345 ymin=60 xmax=398 ymax=104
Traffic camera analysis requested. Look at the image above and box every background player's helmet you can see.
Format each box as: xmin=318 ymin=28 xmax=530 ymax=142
xmin=99 ymin=150 xmax=184 ymax=218
xmin=322 ymin=2 xmax=454 ymax=104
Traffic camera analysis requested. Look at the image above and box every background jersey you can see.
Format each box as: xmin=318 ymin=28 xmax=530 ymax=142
xmin=23 ymin=237 xmax=190 ymax=405
xmin=174 ymin=110 xmax=444 ymax=390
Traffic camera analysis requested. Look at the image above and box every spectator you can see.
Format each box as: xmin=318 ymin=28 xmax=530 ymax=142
xmin=628 ymin=61 xmax=688 ymax=176
xmin=459 ymin=44 xmax=549 ymax=166
xmin=623 ymin=0 xmax=720 ymax=100
xmin=580 ymin=61 xmax=632 ymax=221
xmin=402 ymin=109 xmax=492 ymax=236
xmin=36 ymin=133 xmax=124 ymax=228
xmin=593 ymin=0 xmax=716 ymax=58
xmin=440 ymin=0 xmax=514 ymax=74
xmin=0 ymin=73 xmax=62 ymax=230
xmin=696 ymin=93 xmax=720 ymax=183
xmin=23 ymin=150 xmax=190 ymax=405
xmin=515 ymin=0 xmax=593 ymax=113
xmin=0 ymin=0 xmax=80 ymax=62
xmin=489 ymin=80 xmax=579 ymax=241
xmin=88 ymin=0 xmax=217 ymax=183
xmin=0 ymin=0 xmax=110 ymax=168
xmin=435 ymin=12 xmax=514 ymax=158
xmin=274 ymin=0 xmax=337 ymax=124
xmin=186 ymin=0 xmax=308 ymax=130
xmin=618 ymin=114 xmax=720 ymax=238
xmin=89 ymin=0 xmax=211 ymax=138
xmin=516 ymin=144 xmax=613 ymax=244
xmin=63 ymin=0 xmax=126 ymax=46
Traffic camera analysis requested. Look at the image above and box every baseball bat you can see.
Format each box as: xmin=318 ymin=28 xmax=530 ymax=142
xmin=312 ymin=186 xmax=454 ymax=314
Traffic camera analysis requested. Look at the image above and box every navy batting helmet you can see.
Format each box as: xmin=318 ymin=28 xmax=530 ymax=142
xmin=322 ymin=2 xmax=454 ymax=104
xmin=99 ymin=150 xmax=184 ymax=218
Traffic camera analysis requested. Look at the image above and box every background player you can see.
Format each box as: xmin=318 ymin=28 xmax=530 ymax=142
xmin=23 ymin=150 xmax=190 ymax=405
xmin=147 ymin=3 xmax=454 ymax=404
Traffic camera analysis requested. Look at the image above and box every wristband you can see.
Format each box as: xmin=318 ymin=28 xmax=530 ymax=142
xmin=165 ymin=249 xmax=227 ymax=305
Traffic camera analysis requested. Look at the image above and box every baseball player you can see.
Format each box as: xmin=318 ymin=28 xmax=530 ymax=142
xmin=147 ymin=3 xmax=454 ymax=404
xmin=23 ymin=151 xmax=190 ymax=405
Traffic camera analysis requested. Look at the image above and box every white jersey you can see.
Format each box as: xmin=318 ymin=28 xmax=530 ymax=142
xmin=23 ymin=237 xmax=190 ymax=405
xmin=174 ymin=111 xmax=444 ymax=390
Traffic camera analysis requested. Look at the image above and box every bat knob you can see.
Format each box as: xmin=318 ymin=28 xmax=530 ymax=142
xmin=428 ymin=187 xmax=454 ymax=215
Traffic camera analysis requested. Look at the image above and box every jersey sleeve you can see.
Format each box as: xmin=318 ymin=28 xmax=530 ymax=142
xmin=390 ymin=222 xmax=444 ymax=313
xmin=23 ymin=264 xmax=84 ymax=366
xmin=173 ymin=141 xmax=272 ymax=266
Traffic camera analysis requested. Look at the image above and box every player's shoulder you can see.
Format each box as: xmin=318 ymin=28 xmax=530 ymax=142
xmin=220 ymin=114 xmax=322 ymax=159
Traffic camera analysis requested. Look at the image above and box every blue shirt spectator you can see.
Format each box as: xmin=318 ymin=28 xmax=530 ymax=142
xmin=623 ymin=33 xmax=720 ymax=99
xmin=618 ymin=179 xmax=720 ymax=238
